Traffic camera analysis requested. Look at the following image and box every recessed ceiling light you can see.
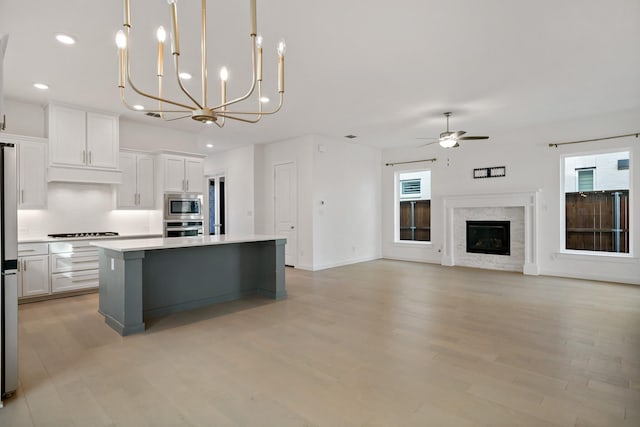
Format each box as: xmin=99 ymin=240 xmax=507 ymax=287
xmin=133 ymin=105 xmax=144 ymax=110
xmin=55 ymin=34 xmax=76 ymax=45
xmin=259 ymin=97 xmax=270 ymax=103
xmin=206 ymin=143 xmax=214 ymax=148
xmin=33 ymin=83 xmax=49 ymax=90
xmin=179 ymin=72 xmax=192 ymax=80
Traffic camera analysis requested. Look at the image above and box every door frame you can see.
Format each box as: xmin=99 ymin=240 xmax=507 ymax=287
xmin=273 ymin=161 xmax=298 ymax=267
xmin=205 ymin=170 xmax=227 ymax=235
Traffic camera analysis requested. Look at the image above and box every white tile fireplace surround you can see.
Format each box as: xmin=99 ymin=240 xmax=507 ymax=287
xmin=442 ymin=191 xmax=540 ymax=275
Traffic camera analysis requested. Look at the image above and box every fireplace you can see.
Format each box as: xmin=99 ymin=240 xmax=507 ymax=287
xmin=466 ymin=221 xmax=510 ymax=256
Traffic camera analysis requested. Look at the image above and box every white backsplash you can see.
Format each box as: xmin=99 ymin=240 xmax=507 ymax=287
xmin=18 ymin=182 xmax=162 ymax=239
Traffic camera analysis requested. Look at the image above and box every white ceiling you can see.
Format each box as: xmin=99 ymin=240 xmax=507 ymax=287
xmin=1 ymin=0 xmax=639 ymax=152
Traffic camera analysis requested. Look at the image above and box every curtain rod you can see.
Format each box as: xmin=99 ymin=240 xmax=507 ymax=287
xmin=548 ymin=132 xmax=639 ymax=148
xmin=384 ymin=158 xmax=437 ymax=166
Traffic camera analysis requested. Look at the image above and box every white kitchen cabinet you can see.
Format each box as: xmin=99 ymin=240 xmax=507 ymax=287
xmin=50 ymin=241 xmax=100 ymax=293
xmin=117 ymin=151 xmax=155 ymax=209
xmin=0 ymin=134 xmax=49 ymax=209
xmin=18 ymin=140 xmax=47 ymax=209
xmin=18 ymin=243 xmax=50 ymax=298
xmin=46 ymin=104 xmax=120 ymax=183
xmin=160 ymin=153 xmax=204 ymax=193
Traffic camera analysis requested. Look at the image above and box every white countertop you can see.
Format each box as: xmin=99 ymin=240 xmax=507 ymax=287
xmin=19 ymin=233 xmax=163 ymax=244
xmin=91 ymin=234 xmax=286 ymax=252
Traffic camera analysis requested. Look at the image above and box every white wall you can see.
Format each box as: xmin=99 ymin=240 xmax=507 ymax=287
xmin=255 ymin=135 xmax=315 ymax=269
xmin=311 ymin=135 xmax=382 ymax=270
xmin=382 ymin=108 xmax=640 ymax=284
xmin=3 ymin=98 xmax=45 ymax=137
xmin=204 ymin=144 xmax=256 ymax=235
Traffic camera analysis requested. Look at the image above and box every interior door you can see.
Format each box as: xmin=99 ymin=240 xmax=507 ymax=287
xmin=208 ymin=175 xmax=226 ymax=235
xmin=274 ymin=162 xmax=297 ymax=266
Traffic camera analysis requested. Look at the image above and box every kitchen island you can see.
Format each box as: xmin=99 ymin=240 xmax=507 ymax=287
xmin=92 ymin=235 xmax=287 ymax=336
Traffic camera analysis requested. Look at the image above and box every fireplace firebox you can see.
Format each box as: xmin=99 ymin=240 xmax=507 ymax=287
xmin=466 ymin=221 xmax=510 ymax=256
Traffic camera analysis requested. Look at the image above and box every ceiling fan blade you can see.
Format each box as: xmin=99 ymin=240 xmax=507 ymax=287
xmin=419 ymin=140 xmax=440 ymax=147
xmin=458 ymin=136 xmax=489 ymax=140
xmin=452 ymin=131 xmax=466 ymax=139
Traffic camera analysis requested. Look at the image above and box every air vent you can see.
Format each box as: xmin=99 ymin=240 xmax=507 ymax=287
xmin=344 ymin=134 xmax=357 ymax=139
xmin=145 ymin=112 xmax=161 ymax=118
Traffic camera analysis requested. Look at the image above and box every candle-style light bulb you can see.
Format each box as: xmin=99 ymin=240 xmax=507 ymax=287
xmin=115 ymin=30 xmax=127 ymax=49
xmin=156 ymin=26 xmax=166 ymax=43
xmin=219 ymin=67 xmax=229 ymax=82
xmin=256 ymin=35 xmax=263 ymax=81
xmin=277 ymin=39 xmax=286 ymax=56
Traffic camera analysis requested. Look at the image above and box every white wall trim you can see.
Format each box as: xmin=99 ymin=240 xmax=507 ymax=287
xmin=442 ymin=191 xmax=540 ymax=275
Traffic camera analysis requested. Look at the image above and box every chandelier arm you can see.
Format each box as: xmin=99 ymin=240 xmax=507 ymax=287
xmin=173 ymin=54 xmax=203 ymax=109
xmin=119 ymin=88 xmax=192 ymax=114
xmin=216 ymin=93 xmax=284 ymax=116
xmin=124 ymin=43 xmax=197 ymax=111
xmin=162 ymin=114 xmax=193 ymax=122
xmin=216 ymin=114 xmax=262 ymax=124
xmin=210 ymin=35 xmax=258 ymax=110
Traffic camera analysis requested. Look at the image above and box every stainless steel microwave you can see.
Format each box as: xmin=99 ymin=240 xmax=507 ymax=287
xmin=164 ymin=193 xmax=203 ymax=220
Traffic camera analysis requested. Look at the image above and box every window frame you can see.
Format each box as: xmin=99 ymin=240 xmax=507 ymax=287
xmin=394 ymin=169 xmax=432 ymax=245
xmin=560 ymin=148 xmax=634 ymax=257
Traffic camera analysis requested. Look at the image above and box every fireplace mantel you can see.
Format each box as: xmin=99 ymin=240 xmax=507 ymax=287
xmin=442 ymin=191 xmax=540 ymax=275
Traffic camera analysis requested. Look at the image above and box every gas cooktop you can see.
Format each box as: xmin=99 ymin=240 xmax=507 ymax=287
xmin=48 ymin=232 xmax=120 ymax=238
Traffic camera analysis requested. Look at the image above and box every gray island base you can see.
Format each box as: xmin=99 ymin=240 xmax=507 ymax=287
xmin=93 ymin=235 xmax=287 ymax=336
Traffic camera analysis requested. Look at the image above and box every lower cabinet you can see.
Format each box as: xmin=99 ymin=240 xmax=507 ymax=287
xmin=18 ymin=243 xmax=50 ymax=298
xmin=18 ymin=243 xmax=49 ymax=297
xmin=50 ymin=241 xmax=99 ymax=293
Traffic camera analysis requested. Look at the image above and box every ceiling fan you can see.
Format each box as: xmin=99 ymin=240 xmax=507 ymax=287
xmin=418 ymin=112 xmax=489 ymax=148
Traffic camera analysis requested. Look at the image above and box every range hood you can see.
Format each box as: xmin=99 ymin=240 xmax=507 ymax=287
xmin=47 ymin=165 xmax=122 ymax=184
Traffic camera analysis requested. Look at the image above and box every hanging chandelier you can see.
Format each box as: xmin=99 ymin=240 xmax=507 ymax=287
xmin=115 ymin=0 xmax=285 ymax=127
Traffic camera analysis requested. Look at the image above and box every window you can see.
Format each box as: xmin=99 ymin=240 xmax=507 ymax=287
xmin=563 ymin=151 xmax=630 ymax=254
xmin=576 ymin=168 xmax=595 ymax=191
xmin=396 ymin=170 xmax=431 ymax=242
xmin=400 ymin=179 xmax=421 ymax=198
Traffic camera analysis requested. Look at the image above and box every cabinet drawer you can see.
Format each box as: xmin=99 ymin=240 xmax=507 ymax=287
xmin=51 ymin=270 xmax=99 ymax=293
xmin=18 ymin=243 xmax=48 ymax=257
xmin=50 ymin=252 xmax=99 ymax=273
xmin=49 ymin=241 xmax=97 ymax=254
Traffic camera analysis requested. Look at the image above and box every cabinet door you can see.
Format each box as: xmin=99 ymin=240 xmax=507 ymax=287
xmin=184 ymin=158 xmax=204 ymax=193
xmin=137 ymin=154 xmax=155 ymax=208
xmin=20 ymin=255 xmax=50 ymax=297
xmin=163 ymin=156 xmax=186 ymax=192
xmin=49 ymin=105 xmax=86 ymax=166
xmin=117 ymin=152 xmax=137 ymax=208
xmin=18 ymin=141 xmax=47 ymax=209
xmin=86 ymin=112 xmax=118 ymax=169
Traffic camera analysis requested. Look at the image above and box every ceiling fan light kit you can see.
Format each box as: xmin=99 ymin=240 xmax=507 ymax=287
xmin=419 ymin=112 xmax=489 ymax=149
xmin=115 ymin=0 xmax=286 ymax=127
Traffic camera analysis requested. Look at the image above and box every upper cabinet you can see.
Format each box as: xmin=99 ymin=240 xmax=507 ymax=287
xmin=2 ymin=134 xmax=48 ymax=209
xmin=18 ymin=139 xmax=47 ymax=209
xmin=46 ymin=104 xmax=122 ymax=184
xmin=159 ymin=153 xmax=204 ymax=193
xmin=117 ymin=151 xmax=155 ymax=209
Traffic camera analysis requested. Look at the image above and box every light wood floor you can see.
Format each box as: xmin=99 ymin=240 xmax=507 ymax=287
xmin=1 ymin=260 xmax=639 ymax=427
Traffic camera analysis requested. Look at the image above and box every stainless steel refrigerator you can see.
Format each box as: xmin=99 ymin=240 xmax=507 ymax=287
xmin=0 ymin=142 xmax=18 ymax=402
